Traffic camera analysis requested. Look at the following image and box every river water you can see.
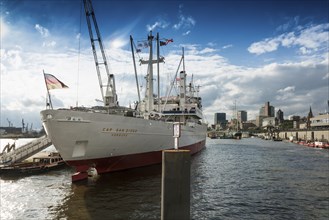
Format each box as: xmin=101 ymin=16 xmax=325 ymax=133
xmin=0 ymin=138 xmax=328 ymax=219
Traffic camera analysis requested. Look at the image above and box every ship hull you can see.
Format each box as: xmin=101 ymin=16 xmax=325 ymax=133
xmin=41 ymin=109 xmax=207 ymax=174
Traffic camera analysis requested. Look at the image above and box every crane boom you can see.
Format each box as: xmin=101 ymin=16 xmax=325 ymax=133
xmin=83 ymin=0 xmax=118 ymax=107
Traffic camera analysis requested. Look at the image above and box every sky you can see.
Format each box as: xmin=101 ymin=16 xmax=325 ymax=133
xmin=0 ymin=0 xmax=328 ymax=129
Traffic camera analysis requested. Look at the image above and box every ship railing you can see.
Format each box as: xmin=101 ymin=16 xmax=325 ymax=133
xmin=161 ymin=107 xmax=203 ymax=119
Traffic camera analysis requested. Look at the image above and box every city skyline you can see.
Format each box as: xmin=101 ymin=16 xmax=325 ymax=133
xmin=213 ymin=100 xmax=328 ymax=125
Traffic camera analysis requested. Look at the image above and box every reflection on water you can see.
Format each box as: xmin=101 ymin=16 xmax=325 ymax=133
xmin=0 ymin=168 xmax=73 ymax=219
xmin=61 ymin=165 xmax=162 ymax=220
xmin=1 ymin=138 xmax=328 ymax=219
xmin=191 ymin=139 xmax=329 ymax=219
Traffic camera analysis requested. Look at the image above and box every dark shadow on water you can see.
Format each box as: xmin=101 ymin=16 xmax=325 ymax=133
xmin=54 ymin=149 xmax=208 ymax=220
xmin=0 ymin=165 xmax=73 ymax=182
xmin=61 ymin=164 xmax=162 ymax=220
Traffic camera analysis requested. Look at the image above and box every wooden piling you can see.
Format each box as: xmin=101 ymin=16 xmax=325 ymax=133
xmin=161 ymin=149 xmax=190 ymax=220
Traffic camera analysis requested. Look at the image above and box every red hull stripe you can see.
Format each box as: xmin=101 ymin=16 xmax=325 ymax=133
xmin=67 ymin=140 xmax=206 ymax=173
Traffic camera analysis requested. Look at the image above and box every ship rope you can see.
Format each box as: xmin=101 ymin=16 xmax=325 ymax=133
xmin=158 ymin=41 xmax=181 ymax=100
xmin=131 ymin=39 xmax=145 ymax=93
xmin=76 ymin=0 xmax=83 ymax=107
xmin=130 ymin=35 xmax=178 ymax=108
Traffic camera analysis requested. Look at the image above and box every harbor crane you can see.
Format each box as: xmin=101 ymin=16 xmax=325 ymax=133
xmin=83 ymin=0 xmax=118 ymax=108
xmin=6 ymin=118 xmax=12 ymax=127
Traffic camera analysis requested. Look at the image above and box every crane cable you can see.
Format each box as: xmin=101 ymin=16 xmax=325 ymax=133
xmin=76 ymin=0 xmax=83 ymax=107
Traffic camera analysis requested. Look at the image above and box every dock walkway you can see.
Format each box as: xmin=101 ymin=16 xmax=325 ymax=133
xmin=0 ymin=135 xmax=52 ymax=164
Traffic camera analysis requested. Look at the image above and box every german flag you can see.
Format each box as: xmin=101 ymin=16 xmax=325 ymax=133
xmin=44 ymin=73 xmax=68 ymax=90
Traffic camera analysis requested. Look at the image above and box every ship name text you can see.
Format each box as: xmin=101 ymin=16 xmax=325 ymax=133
xmin=102 ymin=128 xmax=138 ymax=136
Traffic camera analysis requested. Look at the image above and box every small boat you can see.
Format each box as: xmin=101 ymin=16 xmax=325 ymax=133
xmin=233 ymin=131 xmax=242 ymax=139
xmin=322 ymin=143 xmax=329 ymax=149
xmin=0 ymin=152 xmax=66 ymax=175
xmin=208 ymin=132 xmax=218 ymax=139
xmin=314 ymin=141 xmax=326 ymax=148
xmin=308 ymin=142 xmax=315 ymax=147
xmin=272 ymin=137 xmax=283 ymax=141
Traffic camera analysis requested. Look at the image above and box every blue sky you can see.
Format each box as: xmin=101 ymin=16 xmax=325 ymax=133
xmin=0 ymin=0 xmax=328 ymax=128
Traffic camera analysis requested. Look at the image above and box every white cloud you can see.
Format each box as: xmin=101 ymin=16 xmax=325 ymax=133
xmin=248 ymin=23 xmax=329 ymax=55
xmin=207 ymin=42 xmax=216 ymax=47
xmin=1 ymin=47 xmax=23 ymax=69
xmin=146 ymin=20 xmax=169 ymax=31
xmin=248 ymin=37 xmax=281 ymax=55
xmin=42 ymin=41 xmax=56 ymax=47
xmin=35 ymin=24 xmax=50 ymax=38
xmin=1 ymin=14 xmax=328 ymax=128
xmin=276 ymin=16 xmax=300 ymax=32
xmin=294 ymin=24 xmax=329 ymax=49
xmin=34 ymin=24 xmax=59 ymax=48
xmin=222 ymin=44 xmax=233 ymax=49
xmin=276 ymin=86 xmax=295 ymax=101
xmin=299 ymin=47 xmax=311 ymax=55
xmin=182 ymin=30 xmax=191 ymax=36
xmin=2 ymin=39 xmax=328 ymax=126
xmin=280 ymin=32 xmax=296 ymax=47
xmin=173 ymin=15 xmax=195 ymax=30
xmin=173 ymin=4 xmax=196 ymax=31
xmin=199 ymin=47 xmax=216 ymax=54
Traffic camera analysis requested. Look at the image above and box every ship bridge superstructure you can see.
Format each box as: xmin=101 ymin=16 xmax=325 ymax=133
xmin=130 ymin=32 xmax=204 ymax=125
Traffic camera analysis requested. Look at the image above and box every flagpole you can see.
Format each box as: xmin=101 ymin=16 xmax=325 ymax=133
xmin=43 ymin=70 xmax=53 ymax=109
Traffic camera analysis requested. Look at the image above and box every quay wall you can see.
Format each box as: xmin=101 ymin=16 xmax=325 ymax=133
xmin=261 ymin=129 xmax=329 ymax=141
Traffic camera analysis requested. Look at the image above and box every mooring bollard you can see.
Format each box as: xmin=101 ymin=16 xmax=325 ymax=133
xmin=161 ymin=149 xmax=190 ymax=220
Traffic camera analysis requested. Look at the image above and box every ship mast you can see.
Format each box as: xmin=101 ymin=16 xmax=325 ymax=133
xmin=83 ymin=0 xmax=118 ymax=107
xmin=147 ymin=32 xmax=154 ymax=113
xmin=179 ymin=48 xmax=186 ymax=112
xmin=140 ymin=32 xmax=164 ymax=116
xmin=156 ymin=33 xmax=160 ymax=112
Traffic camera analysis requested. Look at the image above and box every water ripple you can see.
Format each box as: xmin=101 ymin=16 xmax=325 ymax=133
xmin=1 ymin=138 xmax=328 ymax=219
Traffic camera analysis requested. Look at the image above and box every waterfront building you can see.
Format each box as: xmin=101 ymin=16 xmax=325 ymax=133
xmin=281 ymin=120 xmax=294 ymax=129
xmin=214 ymin=113 xmax=226 ymax=124
xmin=293 ymin=121 xmax=300 ymax=129
xmin=276 ymin=109 xmax=284 ymax=124
xmin=214 ymin=112 xmax=227 ymax=129
xmin=260 ymin=102 xmax=275 ymax=117
xmin=236 ymin=110 xmax=247 ymax=130
xmin=310 ymin=113 xmax=329 ymax=128
xmin=241 ymin=121 xmax=257 ymax=130
xmin=237 ymin=110 xmax=247 ymax=122
xmin=289 ymin=115 xmax=300 ymax=121
xmin=262 ymin=117 xmax=277 ymax=127
xmin=256 ymin=115 xmax=266 ymax=127
xmin=299 ymin=121 xmax=307 ymax=129
xmin=256 ymin=102 xmax=275 ymax=128
xmin=287 ymin=116 xmax=301 ymax=129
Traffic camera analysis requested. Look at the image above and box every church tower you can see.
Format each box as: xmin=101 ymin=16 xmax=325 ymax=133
xmin=307 ymin=106 xmax=313 ymax=128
